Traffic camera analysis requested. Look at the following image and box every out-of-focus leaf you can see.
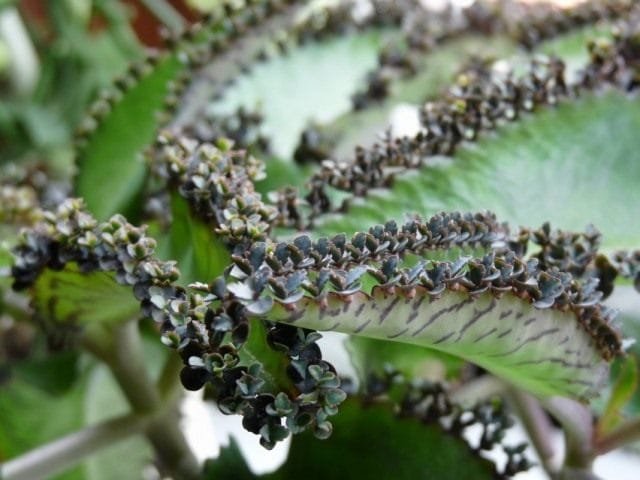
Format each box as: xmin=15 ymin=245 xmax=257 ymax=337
xmin=11 ymin=350 xmax=80 ymax=395
xmin=598 ymin=355 xmax=637 ymax=435
xmin=157 ymin=194 xmax=231 ymax=285
xmin=273 ymin=400 xmax=497 ymax=480
xmin=75 ymin=55 xmax=182 ymax=220
xmin=605 ymin=286 xmax=640 ymax=416
xmin=0 ymin=375 xmax=87 ymax=479
xmin=202 ymin=400 xmax=498 ymax=480
xmin=202 ymin=438 xmax=256 ymax=480
xmin=32 ymin=264 xmax=140 ymax=327
xmin=212 ymin=31 xmax=386 ymax=158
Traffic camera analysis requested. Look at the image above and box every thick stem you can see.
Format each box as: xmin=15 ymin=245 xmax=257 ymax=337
xmin=541 ymin=397 xmax=595 ymax=476
xmin=83 ymin=321 xmax=200 ymax=480
xmin=508 ymin=389 xmax=558 ymax=477
xmin=0 ymin=414 xmax=150 ymax=480
xmin=595 ymin=417 xmax=640 ymax=455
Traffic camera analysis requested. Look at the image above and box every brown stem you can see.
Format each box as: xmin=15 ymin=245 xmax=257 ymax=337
xmin=595 ymin=417 xmax=640 ymax=455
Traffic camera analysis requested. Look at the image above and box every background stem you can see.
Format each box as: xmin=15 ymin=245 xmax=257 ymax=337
xmin=0 ymin=414 xmax=150 ymax=480
xmin=508 ymin=389 xmax=558 ymax=477
xmin=541 ymin=397 xmax=595 ymax=475
xmin=83 ymin=321 xmax=200 ymax=480
xmin=595 ymin=417 xmax=640 ymax=455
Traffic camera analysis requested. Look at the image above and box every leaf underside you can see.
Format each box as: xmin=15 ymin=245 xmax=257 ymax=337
xmin=268 ymin=287 xmax=608 ymax=399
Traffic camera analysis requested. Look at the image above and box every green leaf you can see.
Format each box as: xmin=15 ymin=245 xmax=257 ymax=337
xmin=598 ymin=355 xmax=638 ymax=435
xmin=0 ymin=373 xmax=87 ymax=479
xmin=157 ymin=194 xmax=231 ymax=285
xmin=31 ymin=264 xmax=140 ymax=327
xmin=605 ymin=286 xmax=640 ymax=417
xmin=327 ymin=34 xmax=516 ymax=157
xmin=202 ymin=438 xmax=256 ymax=480
xmin=11 ymin=350 xmax=80 ymax=395
xmin=202 ymin=400 xmax=499 ymax=480
xmin=268 ymin=286 xmax=609 ymax=400
xmin=74 ymin=55 xmax=182 ymax=220
xmin=211 ymin=30 xmax=387 ymax=158
xmin=346 ymin=336 xmax=464 ymax=382
xmin=271 ymin=400 xmax=497 ymax=480
xmin=316 ymin=91 xmax=640 ymax=250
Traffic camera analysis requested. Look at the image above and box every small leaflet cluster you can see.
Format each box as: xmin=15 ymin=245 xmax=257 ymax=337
xmin=299 ymin=57 xmax=571 ymax=223
xmin=510 ymin=0 xmax=636 ymax=49
xmin=10 ymin=200 xmax=343 ymax=449
xmin=0 ymin=185 xmax=42 ymax=227
xmin=512 ymin=223 xmax=621 ymax=298
xmin=611 ymin=251 xmax=640 ymax=292
xmin=11 ymin=199 xmax=179 ymax=293
xmin=581 ymin=10 xmax=640 ymax=90
xmin=288 ymin=11 xmax=640 ymax=227
xmin=349 ymin=0 xmax=634 ymax=110
xmin=149 ymin=133 xmax=278 ymax=249
xmin=180 ymin=106 xmax=270 ymax=152
xmin=364 ymin=370 xmax=531 ymax=478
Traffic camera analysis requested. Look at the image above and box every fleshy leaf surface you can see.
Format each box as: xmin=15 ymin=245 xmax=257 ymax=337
xmin=268 ymin=287 xmax=608 ymax=399
xmin=316 ymin=91 xmax=640 ymax=250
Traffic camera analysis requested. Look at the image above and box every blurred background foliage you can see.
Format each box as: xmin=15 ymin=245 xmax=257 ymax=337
xmin=0 ymin=0 xmax=216 ymax=173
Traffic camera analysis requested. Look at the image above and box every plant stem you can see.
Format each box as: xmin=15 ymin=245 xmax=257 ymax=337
xmin=541 ymin=397 xmax=595 ymax=475
xmin=83 ymin=321 xmax=200 ymax=480
xmin=157 ymin=348 xmax=185 ymax=400
xmin=595 ymin=416 xmax=640 ymax=454
xmin=450 ymin=375 xmax=508 ymax=406
xmin=508 ymin=389 xmax=558 ymax=477
xmin=0 ymin=414 xmax=150 ymax=480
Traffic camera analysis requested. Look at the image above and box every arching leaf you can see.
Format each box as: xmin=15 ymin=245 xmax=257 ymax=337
xmin=267 ymin=282 xmax=610 ymax=399
xmin=75 ymin=55 xmax=183 ymax=220
xmin=315 ymin=90 xmax=640 ymax=251
xmin=211 ymin=30 xmax=387 ymax=158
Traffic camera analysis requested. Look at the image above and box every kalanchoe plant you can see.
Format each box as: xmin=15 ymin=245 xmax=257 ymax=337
xmin=2 ymin=1 xmax=640 ymax=479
